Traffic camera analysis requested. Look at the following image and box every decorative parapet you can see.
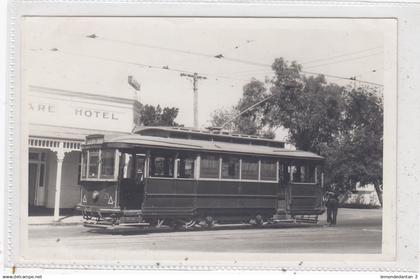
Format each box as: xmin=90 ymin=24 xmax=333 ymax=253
xmin=28 ymin=137 xmax=82 ymax=152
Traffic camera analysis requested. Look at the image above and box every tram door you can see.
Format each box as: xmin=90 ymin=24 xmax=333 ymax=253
xmin=119 ymin=153 xmax=145 ymax=210
xmin=277 ymin=163 xmax=288 ymax=215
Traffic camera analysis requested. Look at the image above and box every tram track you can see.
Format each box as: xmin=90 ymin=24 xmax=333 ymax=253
xmin=29 ymin=223 xmax=381 ymax=252
xmin=27 ymin=209 xmax=382 ymax=256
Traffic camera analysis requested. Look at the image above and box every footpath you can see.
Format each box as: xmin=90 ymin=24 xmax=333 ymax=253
xmin=29 ymin=215 xmax=84 ymax=226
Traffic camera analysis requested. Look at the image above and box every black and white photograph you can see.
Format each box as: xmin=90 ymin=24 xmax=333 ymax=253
xmin=2 ymin=1 xmax=419 ymax=273
xmin=18 ymin=16 xmax=398 ymax=265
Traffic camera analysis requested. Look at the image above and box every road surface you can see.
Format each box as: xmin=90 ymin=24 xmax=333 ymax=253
xmin=26 ymin=208 xmax=382 ymax=262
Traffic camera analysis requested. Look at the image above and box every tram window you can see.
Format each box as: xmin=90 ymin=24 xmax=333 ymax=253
xmin=222 ymin=157 xmax=240 ymax=179
xmin=81 ymin=151 xmax=87 ymax=179
xmin=177 ymin=156 xmax=195 ymax=178
xmin=290 ymin=163 xmax=316 ymax=183
xmin=316 ymin=166 xmax=322 ymax=183
xmin=100 ymin=149 xmax=115 ymax=179
xmin=200 ymin=155 xmax=220 ymax=179
xmin=260 ymin=159 xmax=277 ymax=181
xmin=241 ymin=158 xmax=259 ymax=180
xmin=121 ymin=153 xmax=133 ymax=179
xmin=88 ymin=150 xmax=99 ymax=178
xmin=303 ymin=164 xmax=316 ymax=183
xmin=279 ymin=163 xmax=287 ymax=184
xmin=289 ymin=165 xmax=296 ymax=182
xmin=135 ymin=155 xmax=145 ymax=181
xmin=150 ymin=154 xmax=174 ymax=177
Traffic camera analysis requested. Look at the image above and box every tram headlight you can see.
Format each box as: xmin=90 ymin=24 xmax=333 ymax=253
xmin=92 ymin=190 xmax=100 ymax=202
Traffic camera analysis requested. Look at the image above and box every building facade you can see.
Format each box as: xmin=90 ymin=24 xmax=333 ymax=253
xmin=27 ymin=85 xmax=141 ymax=220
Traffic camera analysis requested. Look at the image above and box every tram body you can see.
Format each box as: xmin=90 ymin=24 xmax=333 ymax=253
xmin=77 ymin=127 xmax=325 ymax=227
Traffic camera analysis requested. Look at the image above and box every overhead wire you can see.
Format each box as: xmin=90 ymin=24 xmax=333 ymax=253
xmin=47 ymin=33 xmax=385 ymax=87
xmin=41 ymin=48 xmax=252 ymax=85
xmin=300 ymin=70 xmax=383 ymax=87
xmin=304 ymin=52 xmax=383 ymax=70
xmin=215 ymin=39 xmax=256 ymax=57
xmin=301 ymin=46 xmax=383 ymax=65
xmin=219 ymin=46 xmax=383 ymax=77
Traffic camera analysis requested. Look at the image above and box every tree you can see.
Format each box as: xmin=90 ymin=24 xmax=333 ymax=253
xmin=211 ymin=57 xmax=384 ymax=205
xmin=138 ymin=104 xmax=179 ymax=126
xmin=210 ymin=107 xmax=236 ymax=130
xmin=270 ymin=59 xmax=383 ymax=204
xmin=266 ymin=58 xmax=346 ymax=153
xmin=339 ymin=87 xmax=383 ymax=203
xmin=210 ymin=79 xmax=275 ymax=139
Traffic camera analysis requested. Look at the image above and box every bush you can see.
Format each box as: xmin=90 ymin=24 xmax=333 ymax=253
xmin=339 ymin=203 xmax=381 ymax=209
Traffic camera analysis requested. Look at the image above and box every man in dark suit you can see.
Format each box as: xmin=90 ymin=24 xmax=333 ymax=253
xmin=325 ymin=188 xmax=340 ymax=225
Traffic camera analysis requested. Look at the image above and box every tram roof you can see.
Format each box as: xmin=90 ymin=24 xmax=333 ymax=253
xmin=88 ymin=133 xmax=323 ymax=160
xmin=132 ymin=126 xmax=285 ymax=148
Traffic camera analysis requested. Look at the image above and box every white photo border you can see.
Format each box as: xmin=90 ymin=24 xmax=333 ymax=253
xmin=4 ymin=0 xmax=419 ymax=272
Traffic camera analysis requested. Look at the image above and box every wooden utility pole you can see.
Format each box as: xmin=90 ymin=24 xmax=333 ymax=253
xmin=180 ymin=72 xmax=207 ymax=129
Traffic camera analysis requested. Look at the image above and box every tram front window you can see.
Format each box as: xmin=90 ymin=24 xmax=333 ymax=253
xmin=87 ymin=149 xmax=99 ymax=178
xmin=100 ymin=149 xmax=115 ymax=179
xmin=81 ymin=148 xmax=118 ymax=180
xmin=81 ymin=151 xmax=87 ymax=179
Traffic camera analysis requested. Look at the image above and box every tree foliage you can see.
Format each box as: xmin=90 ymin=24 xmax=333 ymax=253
xmin=324 ymin=87 xmax=384 ymax=203
xmin=138 ymin=104 xmax=179 ymax=127
xmin=210 ymin=79 xmax=275 ymax=139
xmin=211 ymin=58 xmax=384 ymax=204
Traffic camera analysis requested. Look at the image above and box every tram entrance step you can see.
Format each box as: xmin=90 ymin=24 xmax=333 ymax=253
xmin=294 ymin=215 xmax=319 ymax=224
xmin=273 ymin=213 xmax=289 ymax=220
xmin=120 ymin=216 xmax=143 ymax=223
xmin=121 ymin=210 xmax=142 ymax=216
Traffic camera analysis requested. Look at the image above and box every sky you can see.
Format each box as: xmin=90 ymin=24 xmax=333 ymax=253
xmin=22 ymin=17 xmax=387 ymax=141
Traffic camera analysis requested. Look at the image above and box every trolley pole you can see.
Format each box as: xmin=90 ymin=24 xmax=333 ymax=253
xmin=180 ymin=72 xmax=207 ymax=129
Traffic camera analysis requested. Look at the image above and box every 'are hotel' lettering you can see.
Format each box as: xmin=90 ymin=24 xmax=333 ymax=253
xmin=28 ymin=103 xmax=119 ymax=120
xmin=74 ymin=108 xmax=119 ymax=120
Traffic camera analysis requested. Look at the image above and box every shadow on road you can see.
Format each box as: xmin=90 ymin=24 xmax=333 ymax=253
xmin=86 ymin=222 xmax=321 ymax=236
xmin=84 ymin=209 xmax=382 ymax=235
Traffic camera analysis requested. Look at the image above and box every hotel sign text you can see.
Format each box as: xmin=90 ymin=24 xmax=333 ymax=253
xmin=29 ymin=103 xmax=120 ymax=120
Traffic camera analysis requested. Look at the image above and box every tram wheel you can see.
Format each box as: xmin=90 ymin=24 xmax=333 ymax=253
xmin=250 ymin=215 xmax=264 ymax=227
xmin=256 ymin=215 xmax=264 ymax=226
xmin=205 ymin=216 xmax=215 ymax=228
xmin=167 ymin=219 xmax=190 ymax=230
xmin=183 ymin=219 xmax=196 ymax=229
xmin=151 ymin=218 xmax=165 ymax=228
xmin=111 ymin=215 xmax=120 ymax=226
xmin=266 ymin=217 xmax=275 ymax=225
xmin=166 ymin=220 xmax=178 ymax=230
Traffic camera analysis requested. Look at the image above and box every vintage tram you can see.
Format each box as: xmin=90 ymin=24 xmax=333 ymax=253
xmin=77 ymin=126 xmax=325 ymax=228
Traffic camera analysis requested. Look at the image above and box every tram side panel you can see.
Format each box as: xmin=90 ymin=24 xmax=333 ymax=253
xmin=286 ymin=182 xmax=324 ymax=216
xmin=141 ymin=178 xmax=278 ymax=220
xmin=141 ymin=178 xmax=196 ymax=218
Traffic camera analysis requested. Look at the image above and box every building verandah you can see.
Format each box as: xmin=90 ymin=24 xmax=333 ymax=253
xmin=26 ymin=85 xmax=141 ymax=221
xmin=28 ymin=136 xmax=83 ymax=221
